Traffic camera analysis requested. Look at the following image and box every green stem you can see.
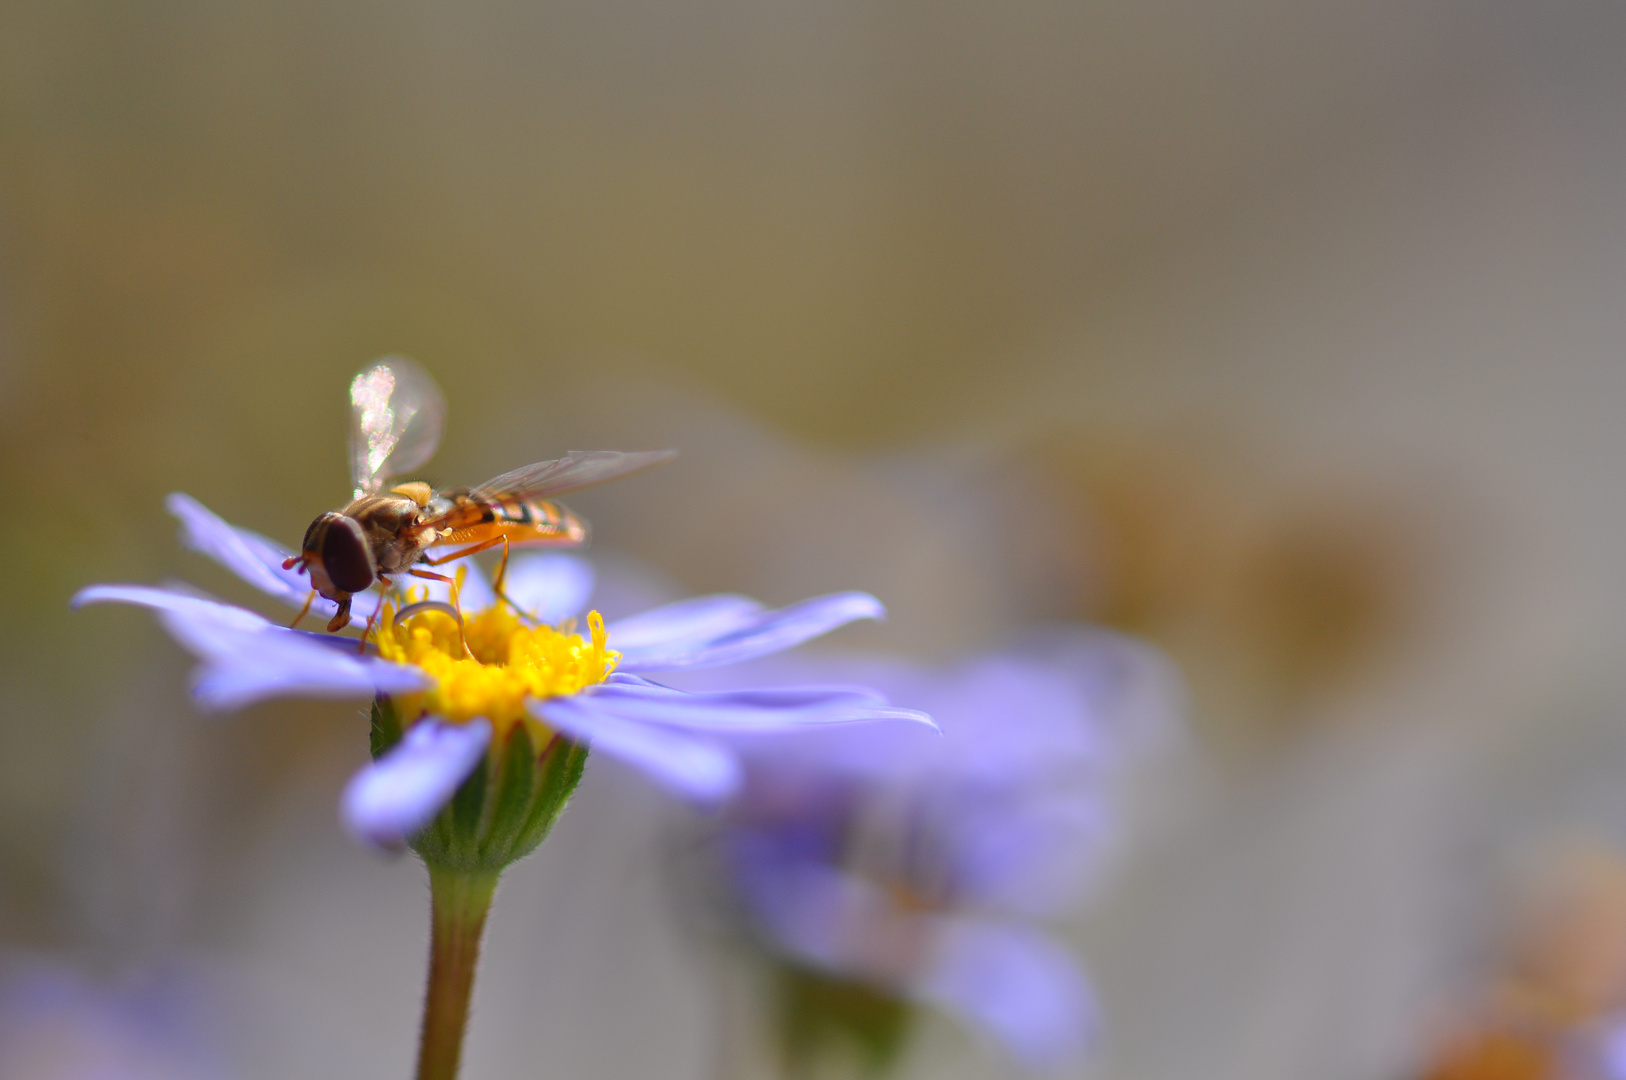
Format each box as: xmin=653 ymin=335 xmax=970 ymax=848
xmin=416 ymin=866 xmax=500 ymax=1080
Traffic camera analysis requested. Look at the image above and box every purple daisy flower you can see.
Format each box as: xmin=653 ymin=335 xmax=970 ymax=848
xmin=73 ymin=493 xmax=935 ymax=852
xmin=674 ymin=632 xmax=1178 ymax=1072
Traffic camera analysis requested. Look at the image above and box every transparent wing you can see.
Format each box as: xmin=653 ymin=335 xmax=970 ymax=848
xmin=470 ymin=449 xmax=677 ymax=502
xmin=348 ymin=357 xmax=446 ymax=496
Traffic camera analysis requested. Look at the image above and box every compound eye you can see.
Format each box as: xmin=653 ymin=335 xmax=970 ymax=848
xmin=321 ymin=516 xmax=375 ymax=594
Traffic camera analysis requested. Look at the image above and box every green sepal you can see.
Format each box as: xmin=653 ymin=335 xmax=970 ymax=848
xmin=368 ymin=697 xmax=589 ymax=874
xmin=775 ymin=962 xmax=916 ymax=1078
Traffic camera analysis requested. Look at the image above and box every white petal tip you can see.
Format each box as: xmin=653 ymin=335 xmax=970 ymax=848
xmin=845 ymin=592 xmax=887 ymax=622
xmin=905 ymin=709 xmax=941 ymax=733
xmin=68 ymin=586 xmax=106 ymax=610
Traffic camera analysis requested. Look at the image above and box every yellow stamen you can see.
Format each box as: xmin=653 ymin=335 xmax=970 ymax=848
xmin=377 ymin=601 xmax=619 ymax=736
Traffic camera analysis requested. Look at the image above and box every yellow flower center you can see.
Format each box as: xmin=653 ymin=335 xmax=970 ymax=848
xmin=375 ymin=584 xmax=618 ymax=735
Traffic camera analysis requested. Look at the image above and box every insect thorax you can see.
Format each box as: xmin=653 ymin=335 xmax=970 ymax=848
xmin=344 ymin=493 xmax=429 ymax=575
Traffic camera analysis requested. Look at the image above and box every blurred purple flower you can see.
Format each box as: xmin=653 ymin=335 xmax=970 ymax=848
xmin=1600 ymin=1019 xmax=1626 ymax=1080
xmin=73 ymin=494 xmax=934 ymax=850
xmin=0 ymin=956 xmax=228 ymax=1080
xmin=680 ymin=632 xmax=1179 ymax=1071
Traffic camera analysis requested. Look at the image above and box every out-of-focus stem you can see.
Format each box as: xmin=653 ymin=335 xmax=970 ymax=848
xmin=415 ymin=866 xmax=499 ymax=1080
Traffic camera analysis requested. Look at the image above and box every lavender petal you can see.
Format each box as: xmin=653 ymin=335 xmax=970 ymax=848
xmin=588 ymin=674 xmax=936 ymax=732
xmin=916 ymin=919 xmax=1095 ymax=1070
xmin=614 ymin=592 xmax=886 ymax=672
xmin=167 ymin=492 xmax=379 ymax=620
xmin=73 ymin=583 xmax=428 ymax=710
xmin=605 ymin=594 xmax=766 ymax=651
xmin=73 ymin=583 xmax=270 ymax=632
xmin=532 ymin=696 xmax=740 ymax=803
xmin=341 ymin=719 xmax=492 ymax=851
xmin=187 ymin=645 xmax=430 ymax=710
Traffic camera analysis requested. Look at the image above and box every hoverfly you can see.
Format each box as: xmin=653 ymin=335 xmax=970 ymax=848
xmin=284 ymin=357 xmax=674 ymax=636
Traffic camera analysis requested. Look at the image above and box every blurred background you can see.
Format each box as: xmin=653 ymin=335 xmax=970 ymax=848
xmin=7 ymin=1 xmax=1626 ymax=1077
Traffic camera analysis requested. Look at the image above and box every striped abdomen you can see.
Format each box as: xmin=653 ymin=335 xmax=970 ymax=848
xmin=437 ymin=492 xmax=588 ymax=547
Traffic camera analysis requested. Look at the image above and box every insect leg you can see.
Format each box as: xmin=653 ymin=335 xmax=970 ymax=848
xmin=355 ymin=581 xmax=391 ymax=653
xmin=493 ymin=537 xmax=511 ymax=594
xmin=485 ymin=537 xmax=543 ymax=625
xmin=493 ymin=586 xmax=542 ymax=625
xmin=407 ymin=567 xmax=475 ymax=649
xmin=289 ymin=590 xmax=316 ymax=630
xmin=420 ymin=536 xmax=506 ymax=566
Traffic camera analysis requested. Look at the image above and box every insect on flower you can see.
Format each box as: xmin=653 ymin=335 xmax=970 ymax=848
xmin=70 ymin=368 xmax=938 ymax=1080
xmin=287 ymin=357 xmax=674 ymax=634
